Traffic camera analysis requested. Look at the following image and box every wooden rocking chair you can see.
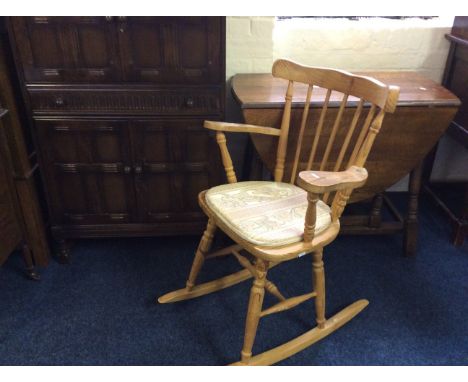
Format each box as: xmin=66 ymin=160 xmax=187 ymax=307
xmin=159 ymin=59 xmax=400 ymax=365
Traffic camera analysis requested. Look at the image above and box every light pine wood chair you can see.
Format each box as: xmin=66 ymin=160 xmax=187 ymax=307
xmin=159 ymin=59 xmax=400 ymax=365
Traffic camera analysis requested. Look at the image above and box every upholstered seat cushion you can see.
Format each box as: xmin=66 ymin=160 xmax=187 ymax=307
xmin=205 ymin=181 xmax=331 ymax=247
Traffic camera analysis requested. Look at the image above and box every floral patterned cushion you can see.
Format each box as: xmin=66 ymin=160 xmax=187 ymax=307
xmin=205 ymin=181 xmax=331 ymax=247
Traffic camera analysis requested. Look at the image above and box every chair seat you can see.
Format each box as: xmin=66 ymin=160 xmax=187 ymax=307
xmin=205 ymin=181 xmax=332 ymax=247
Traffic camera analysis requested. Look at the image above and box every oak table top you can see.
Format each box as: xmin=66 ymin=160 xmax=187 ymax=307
xmin=232 ymin=72 xmax=460 ymax=109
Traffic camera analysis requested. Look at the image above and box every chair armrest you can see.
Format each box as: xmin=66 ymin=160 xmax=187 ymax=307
xmin=297 ymin=166 xmax=368 ymax=194
xmin=204 ymin=120 xmax=281 ymax=136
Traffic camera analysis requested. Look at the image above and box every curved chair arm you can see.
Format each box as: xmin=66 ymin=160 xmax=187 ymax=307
xmin=204 ymin=120 xmax=280 ymax=184
xmin=297 ymin=166 xmax=368 ymax=194
xmin=297 ymin=166 xmax=368 ymax=242
xmin=204 ymin=121 xmax=281 ymax=136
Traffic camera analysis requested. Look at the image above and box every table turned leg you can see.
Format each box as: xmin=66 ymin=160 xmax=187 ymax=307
xmin=368 ymin=193 xmax=384 ymax=228
xmin=452 ymin=184 xmax=468 ymax=247
xmin=56 ymin=238 xmax=71 ymax=264
xmin=404 ymin=164 xmax=423 ymax=257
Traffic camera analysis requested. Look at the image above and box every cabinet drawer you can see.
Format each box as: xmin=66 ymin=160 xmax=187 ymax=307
xmin=28 ymin=87 xmax=222 ymax=116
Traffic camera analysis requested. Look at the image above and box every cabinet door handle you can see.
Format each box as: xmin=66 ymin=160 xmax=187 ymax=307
xmin=55 ymin=97 xmax=65 ymax=106
xmin=185 ymin=97 xmax=194 ymax=108
xmin=134 ymin=165 xmax=142 ymax=174
xmin=123 ymin=166 xmax=131 ymax=174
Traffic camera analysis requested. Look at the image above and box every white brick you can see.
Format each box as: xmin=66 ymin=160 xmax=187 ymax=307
xmin=383 ymin=28 xmax=425 ymax=53
xmin=370 ymin=53 xmax=415 ymax=69
xmin=250 ymin=17 xmax=275 ymax=38
xmin=228 ymin=39 xmax=273 ymax=59
xmin=251 ymin=58 xmax=274 ymax=73
xmin=321 ymin=28 xmax=372 ymax=51
xmin=226 ymin=59 xmax=253 ymax=78
xmin=420 ymin=51 xmax=450 ymax=69
xmin=227 ymin=17 xmax=251 ymax=39
xmin=420 ymin=27 xmax=452 ymax=51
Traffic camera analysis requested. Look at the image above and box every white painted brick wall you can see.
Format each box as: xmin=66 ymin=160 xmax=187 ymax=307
xmin=226 ymin=16 xmax=455 ymax=125
xmin=226 ymin=16 xmax=453 ymax=82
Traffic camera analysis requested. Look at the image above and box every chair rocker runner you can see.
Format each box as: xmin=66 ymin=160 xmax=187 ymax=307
xmin=159 ymin=59 xmax=400 ymax=365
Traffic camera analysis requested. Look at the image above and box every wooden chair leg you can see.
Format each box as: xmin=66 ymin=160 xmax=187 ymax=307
xmin=186 ymin=219 xmax=217 ymax=290
xmin=312 ymin=248 xmax=326 ymax=328
xmin=241 ymin=258 xmax=268 ymax=363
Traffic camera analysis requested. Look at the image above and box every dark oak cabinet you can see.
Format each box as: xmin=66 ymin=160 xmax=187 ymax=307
xmin=8 ymin=16 xmax=225 ymax=260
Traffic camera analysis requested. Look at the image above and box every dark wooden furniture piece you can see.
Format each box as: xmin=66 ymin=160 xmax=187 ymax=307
xmin=0 ymin=22 xmax=50 ymax=277
xmin=0 ymin=106 xmax=42 ymax=279
xmin=7 ymin=16 xmax=226 ymax=261
xmin=231 ymin=71 xmax=460 ymax=256
xmin=424 ymin=16 xmax=468 ymax=247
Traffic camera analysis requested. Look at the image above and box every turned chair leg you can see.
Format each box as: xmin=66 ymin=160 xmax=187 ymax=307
xmin=186 ymin=219 xmax=217 ymax=290
xmin=241 ymin=259 xmax=268 ymax=363
xmin=312 ymin=248 xmax=326 ymax=328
